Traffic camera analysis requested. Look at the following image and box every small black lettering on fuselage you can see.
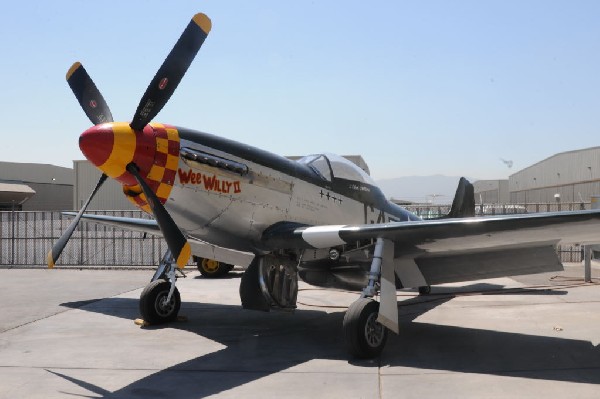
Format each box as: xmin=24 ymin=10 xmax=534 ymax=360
xmin=363 ymin=203 xmax=398 ymax=224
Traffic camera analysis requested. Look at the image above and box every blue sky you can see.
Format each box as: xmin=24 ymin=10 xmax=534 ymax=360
xmin=1 ymin=1 xmax=599 ymax=180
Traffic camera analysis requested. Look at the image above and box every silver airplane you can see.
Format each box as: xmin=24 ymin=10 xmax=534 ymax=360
xmin=48 ymin=13 xmax=600 ymax=358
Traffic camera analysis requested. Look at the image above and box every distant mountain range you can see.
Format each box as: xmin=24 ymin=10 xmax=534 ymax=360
xmin=375 ymin=175 xmax=477 ymax=204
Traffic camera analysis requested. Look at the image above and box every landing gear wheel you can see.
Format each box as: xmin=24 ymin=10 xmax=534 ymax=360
xmin=195 ymin=257 xmax=234 ymax=278
xmin=343 ymin=298 xmax=388 ymax=359
xmin=139 ymin=280 xmax=181 ymax=324
xmin=418 ymin=285 xmax=431 ymax=295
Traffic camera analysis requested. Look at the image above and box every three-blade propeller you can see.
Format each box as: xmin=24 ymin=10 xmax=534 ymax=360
xmin=47 ymin=13 xmax=211 ymax=268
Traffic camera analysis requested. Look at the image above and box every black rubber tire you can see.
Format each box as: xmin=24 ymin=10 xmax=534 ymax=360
xmin=343 ymin=298 xmax=388 ymax=359
xmin=139 ymin=280 xmax=181 ymax=324
xmin=418 ymin=285 xmax=432 ymax=295
xmin=195 ymin=257 xmax=233 ymax=278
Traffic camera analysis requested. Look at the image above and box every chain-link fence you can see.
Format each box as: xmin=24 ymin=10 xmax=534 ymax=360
xmin=0 ymin=205 xmax=590 ymax=266
xmin=0 ymin=210 xmax=177 ymax=268
xmin=404 ymin=202 xmax=591 ymax=219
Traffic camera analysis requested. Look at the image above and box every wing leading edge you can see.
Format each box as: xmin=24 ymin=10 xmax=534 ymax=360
xmin=264 ymin=210 xmax=600 ymax=252
xmin=70 ymin=210 xmax=600 ymax=285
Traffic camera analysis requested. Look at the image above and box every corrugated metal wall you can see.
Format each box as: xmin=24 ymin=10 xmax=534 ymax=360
xmin=74 ymin=161 xmax=137 ymax=210
xmin=22 ymin=183 xmax=73 ymax=211
xmin=473 ymin=180 xmax=509 ymax=204
xmin=0 ymin=161 xmax=73 ymax=210
xmin=509 ymin=147 xmax=600 ymax=203
xmin=0 ymin=161 xmax=72 ymax=185
xmin=508 ymin=147 xmax=600 ymax=203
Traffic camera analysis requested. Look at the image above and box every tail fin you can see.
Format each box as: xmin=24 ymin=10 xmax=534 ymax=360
xmin=446 ymin=177 xmax=475 ymax=218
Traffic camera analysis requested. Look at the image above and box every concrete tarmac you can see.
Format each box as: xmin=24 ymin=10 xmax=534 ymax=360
xmin=0 ymin=264 xmax=599 ymax=398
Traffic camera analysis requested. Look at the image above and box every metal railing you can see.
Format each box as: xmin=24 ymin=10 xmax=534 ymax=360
xmin=0 ymin=204 xmax=590 ymax=266
xmin=0 ymin=210 xmax=175 ymax=267
xmin=404 ymin=202 xmax=590 ymax=219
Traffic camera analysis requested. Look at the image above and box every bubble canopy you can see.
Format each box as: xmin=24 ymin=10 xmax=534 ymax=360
xmin=296 ymin=154 xmax=375 ymax=186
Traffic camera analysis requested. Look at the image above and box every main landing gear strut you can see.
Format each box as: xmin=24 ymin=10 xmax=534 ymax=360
xmin=343 ymin=238 xmax=393 ymax=358
xmin=137 ymin=242 xmax=407 ymax=359
xmin=139 ymin=250 xmax=182 ymax=324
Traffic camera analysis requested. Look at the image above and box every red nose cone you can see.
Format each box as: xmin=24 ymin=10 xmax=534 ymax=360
xmin=79 ymin=124 xmax=114 ymax=167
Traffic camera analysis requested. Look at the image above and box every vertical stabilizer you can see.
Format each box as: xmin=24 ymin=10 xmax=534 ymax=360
xmin=446 ymin=177 xmax=475 ymax=218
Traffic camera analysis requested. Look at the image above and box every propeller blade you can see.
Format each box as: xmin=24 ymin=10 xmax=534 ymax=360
xmin=66 ymin=62 xmax=114 ymax=125
xmin=126 ymin=163 xmax=191 ymax=268
xmin=130 ymin=13 xmax=211 ymax=131
xmin=47 ymin=173 xmax=108 ymax=268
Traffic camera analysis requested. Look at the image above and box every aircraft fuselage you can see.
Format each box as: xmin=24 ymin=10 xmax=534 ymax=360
xmin=161 ymin=127 xmax=420 ymax=254
xmin=78 ymin=122 xmax=421 ymax=257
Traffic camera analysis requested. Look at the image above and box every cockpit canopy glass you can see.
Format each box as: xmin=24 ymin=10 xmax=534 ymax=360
xmin=297 ymin=154 xmax=375 ymax=185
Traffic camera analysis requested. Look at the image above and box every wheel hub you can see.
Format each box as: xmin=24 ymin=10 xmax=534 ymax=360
xmin=202 ymin=259 xmax=220 ymax=273
xmin=155 ymin=292 xmax=176 ymax=316
xmin=364 ymin=312 xmax=385 ymax=347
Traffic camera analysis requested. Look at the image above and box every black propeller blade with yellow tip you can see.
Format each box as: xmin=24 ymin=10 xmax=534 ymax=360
xmin=126 ymin=163 xmax=191 ymax=268
xmin=47 ymin=173 xmax=108 ymax=268
xmin=47 ymin=13 xmax=211 ymax=268
xmin=48 ymin=62 xmax=112 ymax=268
xmin=66 ymin=62 xmax=113 ymax=125
xmin=130 ymin=13 xmax=211 ymax=131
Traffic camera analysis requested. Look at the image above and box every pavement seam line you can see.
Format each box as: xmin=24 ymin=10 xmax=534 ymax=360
xmin=0 ymin=283 xmax=148 ymax=334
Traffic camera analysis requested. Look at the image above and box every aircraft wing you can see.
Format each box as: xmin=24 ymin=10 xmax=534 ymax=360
xmin=68 ymin=213 xmax=255 ymax=267
xmin=263 ymin=209 xmax=600 ymax=286
xmin=65 ymin=212 xmax=162 ymax=235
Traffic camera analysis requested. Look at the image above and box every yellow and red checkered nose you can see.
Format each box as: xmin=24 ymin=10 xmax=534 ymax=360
xmin=79 ymin=122 xmax=180 ymax=209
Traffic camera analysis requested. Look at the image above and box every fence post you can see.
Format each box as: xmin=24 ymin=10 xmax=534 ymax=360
xmin=80 ymin=217 xmax=84 ymax=265
xmin=584 ymin=246 xmax=592 ymax=283
xmin=11 ymin=201 xmax=15 ymax=265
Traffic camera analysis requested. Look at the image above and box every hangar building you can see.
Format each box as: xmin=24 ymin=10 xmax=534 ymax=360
xmin=509 ymin=147 xmax=600 ymax=204
xmin=0 ymin=161 xmax=73 ymax=210
xmin=473 ymin=180 xmax=509 ymax=204
xmin=73 ymin=160 xmax=137 ymax=210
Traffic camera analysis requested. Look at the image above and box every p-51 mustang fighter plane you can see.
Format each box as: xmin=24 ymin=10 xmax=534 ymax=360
xmin=48 ymin=13 xmax=600 ymax=358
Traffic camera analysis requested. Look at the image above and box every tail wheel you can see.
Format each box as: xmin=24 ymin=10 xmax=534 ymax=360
xmin=196 ymin=257 xmax=234 ymax=278
xmin=418 ymin=285 xmax=432 ymax=295
xmin=139 ymin=280 xmax=180 ymax=324
xmin=343 ymin=298 xmax=388 ymax=358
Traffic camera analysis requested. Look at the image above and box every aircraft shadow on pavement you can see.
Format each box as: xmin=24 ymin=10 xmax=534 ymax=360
xmin=55 ymin=283 xmax=599 ymax=397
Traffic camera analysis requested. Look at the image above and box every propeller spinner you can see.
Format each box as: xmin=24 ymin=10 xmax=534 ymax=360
xmin=47 ymin=13 xmax=211 ymax=268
